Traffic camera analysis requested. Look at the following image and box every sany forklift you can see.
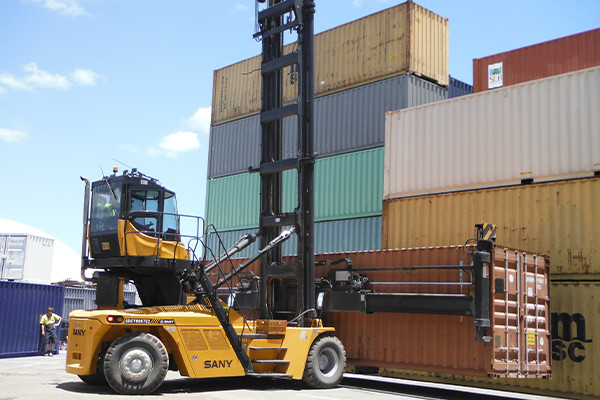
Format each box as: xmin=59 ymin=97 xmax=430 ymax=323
xmin=67 ymin=1 xmax=346 ymax=394
xmin=66 ymin=0 xmax=499 ymax=395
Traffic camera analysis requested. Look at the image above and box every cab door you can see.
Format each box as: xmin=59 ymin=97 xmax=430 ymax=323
xmin=127 ymin=188 xmax=162 ymax=236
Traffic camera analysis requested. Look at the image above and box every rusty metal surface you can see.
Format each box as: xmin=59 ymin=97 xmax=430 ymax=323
xmin=473 ymin=28 xmax=600 ymax=93
xmin=382 ymin=178 xmax=600 ymax=277
xmin=211 ymin=2 xmax=448 ymax=125
xmin=216 ymin=246 xmax=550 ymax=379
xmin=378 ymin=281 xmax=599 ymax=400
xmin=313 ymin=247 xmax=550 ymax=378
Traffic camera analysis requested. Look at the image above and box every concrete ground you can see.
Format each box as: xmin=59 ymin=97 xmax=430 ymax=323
xmin=0 ymin=353 xmax=565 ymax=400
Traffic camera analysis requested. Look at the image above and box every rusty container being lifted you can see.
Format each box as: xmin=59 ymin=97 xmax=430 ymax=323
xmin=219 ymin=239 xmax=551 ymax=379
xmin=314 ymin=245 xmax=551 ymax=378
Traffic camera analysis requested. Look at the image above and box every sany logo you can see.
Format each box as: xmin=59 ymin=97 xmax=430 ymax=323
xmin=204 ymin=360 xmax=233 ymax=369
xmin=552 ymin=312 xmax=592 ymax=362
xmin=72 ymin=329 xmax=86 ymax=336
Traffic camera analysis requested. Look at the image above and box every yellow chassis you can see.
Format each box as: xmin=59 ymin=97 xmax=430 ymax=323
xmin=66 ymin=304 xmax=335 ymax=380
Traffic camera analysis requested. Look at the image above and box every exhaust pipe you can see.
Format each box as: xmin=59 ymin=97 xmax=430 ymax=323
xmin=80 ymin=176 xmax=93 ymax=282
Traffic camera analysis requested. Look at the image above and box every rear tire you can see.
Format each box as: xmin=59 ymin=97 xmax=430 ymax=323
xmin=303 ymin=335 xmax=346 ymax=389
xmin=103 ymin=332 xmax=168 ymax=395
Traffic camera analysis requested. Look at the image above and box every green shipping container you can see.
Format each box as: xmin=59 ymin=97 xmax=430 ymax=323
xmin=205 ymin=148 xmax=384 ymax=231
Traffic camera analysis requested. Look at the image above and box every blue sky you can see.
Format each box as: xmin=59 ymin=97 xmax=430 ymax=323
xmin=1 ymin=0 xmax=598 ymax=254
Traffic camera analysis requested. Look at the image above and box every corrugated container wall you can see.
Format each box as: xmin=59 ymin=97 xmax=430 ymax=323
xmin=211 ymin=1 xmax=448 ymax=125
xmin=384 ymin=66 xmax=600 ymax=200
xmin=215 ymin=246 xmax=550 ymax=379
xmin=208 ymin=74 xmax=447 ymax=179
xmin=379 ymin=281 xmax=600 ymax=399
xmin=0 ymin=281 xmax=64 ymax=358
xmin=318 ymin=247 xmax=550 ymax=379
xmin=206 ymin=216 xmax=382 ymax=258
xmin=0 ymin=234 xmax=54 ymax=283
xmin=206 ymin=148 xmax=384 ymax=231
xmin=448 ymin=75 xmax=473 ymax=98
xmin=382 ymin=178 xmax=600 ymax=277
xmin=63 ymin=287 xmax=137 ymax=322
xmin=473 ymin=28 xmax=600 ymax=93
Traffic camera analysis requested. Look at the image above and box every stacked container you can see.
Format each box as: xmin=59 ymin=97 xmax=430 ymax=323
xmin=206 ymin=2 xmax=470 ymax=256
xmin=473 ymin=28 xmax=600 ymax=93
xmin=382 ymin=55 xmax=600 ymax=398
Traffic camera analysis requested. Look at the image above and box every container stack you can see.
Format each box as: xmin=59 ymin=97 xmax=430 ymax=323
xmin=205 ymin=2 xmax=471 ymax=257
xmin=382 ymin=34 xmax=600 ymax=399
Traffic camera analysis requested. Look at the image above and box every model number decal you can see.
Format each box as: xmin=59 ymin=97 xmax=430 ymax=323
xmin=204 ymin=360 xmax=233 ymax=369
xmin=124 ymin=318 xmax=175 ymax=325
xmin=125 ymin=318 xmax=152 ymax=324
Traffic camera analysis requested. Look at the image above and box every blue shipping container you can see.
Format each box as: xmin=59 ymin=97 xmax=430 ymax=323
xmin=448 ymin=75 xmax=473 ymax=98
xmin=0 ymin=281 xmax=64 ymax=358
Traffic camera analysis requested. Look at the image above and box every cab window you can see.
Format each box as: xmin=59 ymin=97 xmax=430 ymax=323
xmin=129 ymin=190 xmax=160 ymax=233
xmin=163 ymin=191 xmax=179 ymax=234
xmin=90 ymin=182 xmax=122 ymax=232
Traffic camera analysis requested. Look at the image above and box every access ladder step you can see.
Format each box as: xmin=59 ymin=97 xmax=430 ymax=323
xmin=251 ymin=359 xmax=290 ymax=364
xmin=249 ymin=347 xmax=288 ymax=351
xmin=239 ymin=333 xmax=268 ymax=340
xmin=247 ymin=373 xmax=293 ymax=379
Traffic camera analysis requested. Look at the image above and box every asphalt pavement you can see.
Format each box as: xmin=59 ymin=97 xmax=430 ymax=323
xmin=0 ymin=353 xmax=565 ymax=400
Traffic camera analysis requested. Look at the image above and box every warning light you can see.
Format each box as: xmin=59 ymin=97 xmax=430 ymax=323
xmin=107 ymin=315 xmax=124 ymax=323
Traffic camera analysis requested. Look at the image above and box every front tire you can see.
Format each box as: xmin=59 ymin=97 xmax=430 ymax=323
xmin=303 ymin=335 xmax=346 ymax=389
xmin=103 ymin=332 xmax=168 ymax=394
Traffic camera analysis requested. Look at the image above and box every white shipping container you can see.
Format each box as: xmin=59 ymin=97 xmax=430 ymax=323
xmin=0 ymin=234 xmax=54 ymax=283
xmin=384 ymin=66 xmax=600 ymax=199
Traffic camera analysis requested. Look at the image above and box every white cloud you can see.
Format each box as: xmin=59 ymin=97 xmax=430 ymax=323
xmin=71 ymin=69 xmax=99 ymax=86
xmin=353 ymin=0 xmax=363 ymax=7
xmin=23 ymin=62 xmax=71 ymax=89
xmin=0 ymin=63 xmax=100 ymax=93
xmin=26 ymin=0 xmax=87 ymax=17
xmin=0 ymin=128 xmax=29 ymax=143
xmin=184 ymin=106 xmax=211 ymax=134
xmin=0 ymin=72 xmax=30 ymax=91
xmin=123 ymin=108 xmax=207 ymax=158
xmin=235 ymin=3 xmax=249 ymax=12
xmin=156 ymin=131 xmax=200 ymax=158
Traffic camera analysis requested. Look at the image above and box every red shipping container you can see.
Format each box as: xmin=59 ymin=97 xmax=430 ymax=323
xmin=473 ymin=28 xmax=600 ymax=92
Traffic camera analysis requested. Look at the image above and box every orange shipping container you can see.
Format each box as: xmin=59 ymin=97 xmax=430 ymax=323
xmin=473 ymin=28 xmax=600 ymax=93
xmin=382 ymin=178 xmax=600 ymax=277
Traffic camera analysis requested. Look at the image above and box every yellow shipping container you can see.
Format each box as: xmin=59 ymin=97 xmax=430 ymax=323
xmin=382 ymin=178 xmax=600 ymax=277
xmin=376 ymin=281 xmax=600 ymax=399
xmin=212 ymin=1 xmax=448 ymax=125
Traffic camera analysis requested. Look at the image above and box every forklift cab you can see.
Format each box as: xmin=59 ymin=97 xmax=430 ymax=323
xmin=87 ymin=170 xmax=187 ymax=262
